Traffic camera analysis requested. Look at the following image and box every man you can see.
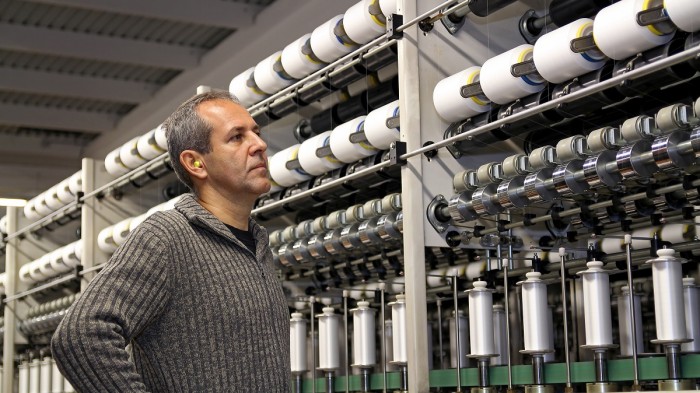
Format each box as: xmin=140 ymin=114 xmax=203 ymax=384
xmin=51 ymin=91 xmax=291 ymax=392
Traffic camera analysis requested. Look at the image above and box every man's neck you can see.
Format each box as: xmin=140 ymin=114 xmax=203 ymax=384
xmin=195 ymin=189 xmax=254 ymax=230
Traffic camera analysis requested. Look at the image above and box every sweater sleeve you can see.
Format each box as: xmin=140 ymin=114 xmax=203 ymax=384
xmin=51 ymin=224 xmax=171 ymax=393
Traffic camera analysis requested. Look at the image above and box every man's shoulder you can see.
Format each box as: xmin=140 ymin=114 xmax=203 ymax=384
xmin=133 ymin=208 xmax=192 ymax=241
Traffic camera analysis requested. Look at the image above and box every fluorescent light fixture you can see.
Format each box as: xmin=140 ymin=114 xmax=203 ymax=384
xmin=0 ymin=198 xmax=27 ymax=207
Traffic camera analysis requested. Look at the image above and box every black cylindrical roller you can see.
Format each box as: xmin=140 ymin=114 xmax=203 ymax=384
xmin=309 ymin=109 xmax=338 ymax=134
xmin=366 ymin=78 xmax=399 ymax=110
xmin=548 ymin=0 xmax=615 ymax=28
xmin=334 ymin=94 xmax=368 ymax=123
xmin=466 ymin=0 xmax=517 ymax=17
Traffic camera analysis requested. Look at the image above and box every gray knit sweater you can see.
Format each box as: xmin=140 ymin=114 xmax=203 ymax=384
xmin=51 ymin=194 xmax=291 ymax=392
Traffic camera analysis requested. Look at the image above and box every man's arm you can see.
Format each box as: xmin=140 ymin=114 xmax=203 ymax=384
xmin=51 ymin=224 xmax=170 ymax=392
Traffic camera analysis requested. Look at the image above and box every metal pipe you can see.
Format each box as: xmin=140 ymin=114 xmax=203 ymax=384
xmin=400 ymin=365 xmax=409 ymax=391
xmin=665 ymin=344 xmax=682 ymax=380
xmin=326 ymin=371 xmax=335 ymax=393
xmin=594 ymin=351 xmax=608 ymax=384
xmin=532 ymin=355 xmax=545 ymax=385
xmin=477 ymin=358 xmax=489 ymax=388
xmin=559 ymin=249 xmax=573 ymax=390
xmin=360 ymin=368 xmax=371 ymax=392
xmin=453 ymin=274 xmax=463 ymax=392
xmin=295 ymin=374 xmax=303 ymax=393
xmin=624 ymin=236 xmax=641 ymax=389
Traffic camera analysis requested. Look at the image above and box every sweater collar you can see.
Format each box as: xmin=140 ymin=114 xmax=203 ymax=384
xmin=174 ymin=193 xmax=268 ymax=251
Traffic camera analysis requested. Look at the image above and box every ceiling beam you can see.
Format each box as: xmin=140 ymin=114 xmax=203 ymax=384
xmin=0 ymin=24 xmax=201 ymax=69
xmin=0 ymin=103 xmax=116 ymax=133
xmin=17 ymin=0 xmax=261 ymax=29
xmin=0 ymin=68 xmax=159 ymax=104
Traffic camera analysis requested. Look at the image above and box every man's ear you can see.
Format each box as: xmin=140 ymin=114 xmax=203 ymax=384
xmin=180 ymin=150 xmax=207 ymax=180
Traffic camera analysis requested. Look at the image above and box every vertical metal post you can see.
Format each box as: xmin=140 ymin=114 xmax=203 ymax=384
xmin=437 ymin=299 xmax=444 ymax=369
xmin=343 ymin=291 xmax=350 ymax=393
xmin=503 ymin=266 xmax=513 ymax=392
xmin=453 ymin=275 xmax=462 ymax=392
xmin=381 ymin=284 xmax=387 ymax=393
xmin=624 ymin=235 xmax=641 ymax=389
xmin=397 ymin=0 xmax=430 ymax=389
xmin=3 ymin=207 xmax=19 ymax=393
xmin=559 ymin=248 xmax=572 ymax=391
xmin=310 ymin=296 xmax=317 ymax=393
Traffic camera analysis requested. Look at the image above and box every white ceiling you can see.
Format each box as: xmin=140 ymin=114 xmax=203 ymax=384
xmin=0 ymin=0 xmax=357 ymax=199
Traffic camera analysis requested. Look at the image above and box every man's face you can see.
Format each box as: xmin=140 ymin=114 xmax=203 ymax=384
xmin=197 ymin=99 xmax=271 ymax=199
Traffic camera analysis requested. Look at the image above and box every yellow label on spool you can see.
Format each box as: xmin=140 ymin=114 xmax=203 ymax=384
xmin=466 ymin=69 xmax=488 ymax=107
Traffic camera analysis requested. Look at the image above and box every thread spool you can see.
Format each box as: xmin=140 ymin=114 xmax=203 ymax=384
xmin=34 ymin=194 xmax=53 ymax=217
xmin=137 ymin=129 xmax=166 ymax=160
xmin=105 ymin=148 xmax=130 ymax=176
xmin=310 ymin=15 xmax=358 ymax=64
xmin=290 ymin=312 xmax=308 ymax=374
xmin=50 ymin=359 xmax=64 ymax=393
xmin=229 ymin=67 xmax=268 ymax=107
xmin=29 ymin=358 xmax=40 ymax=393
xmin=449 ymin=310 xmax=469 ymax=368
xmin=68 ymin=171 xmax=82 ymax=195
xmin=318 ymin=307 xmax=341 ymax=371
xmin=468 ymin=281 xmax=496 ymax=357
xmin=352 ymin=300 xmax=377 ymax=367
xmin=0 ymin=272 xmax=6 ymax=296
xmin=269 ymin=144 xmax=312 ymax=187
xmin=593 ymin=0 xmax=674 ymax=61
xmin=29 ymin=258 xmax=48 ymax=282
xmin=390 ymin=294 xmax=408 ymax=364
xmin=330 ymin=116 xmax=378 ymax=163
xmin=519 ymin=271 xmax=553 ymax=352
xmin=40 ymin=357 xmax=52 ymax=393
xmin=379 ymin=0 xmax=397 ymax=16
xmin=492 ymin=305 xmax=509 ymax=366
xmin=578 ymin=261 xmax=614 ymax=347
xmin=533 ymin=18 xmax=606 ymax=84
xmin=0 ymin=215 xmax=6 ymax=235
xmin=38 ymin=254 xmax=55 ymax=278
xmin=297 ymin=131 xmax=344 ymax=176
xmin=647 ymin=248 xmax=688 ymax=342
xmin=664 ymin=0 xmax=700 ymax=32
xmin=282 ymin=34 xmax=325 ymax=80
xmin=61 ymin=241 xmax=81 ymax=268
xmin=97 ymin=226 xmax=118 ymax=253
xmin=364 ymin=100 xmax=399 ymax=150
xmin=49 ymin=247 xmax=71 ymax=274
xmin=23 ymin=199 xmax=40 ymax=221
xmin=433 ymin=66 xmax=491 ymax=122
xmin=43 ymin=186 xmax=64 ymax=211
xmin=682 ymin=277 xmax=700 ymax=352
xmin=119 ymin=136 xmax=147 ymax=169
xmin=480 ymin=44 xmax=545 ymax=105
xmin=154 ymin=124 xmax=168 ymax=150
xmin=254 ymin=51 xmax=296 ymax=95
xmin=343 ymin=0 xmax=386 ymax=45
xmin=112 ymin=218 xmax=133 ymax=246
xmin=630 ymin=224 xmax=695 ymax=250
xmin=544 ymin=306 xmax=555 ymax=363
xmin=618 ymin=285 xmax=644 ymax=356
xmin=56 ymin=179 xmax=74 ymax=205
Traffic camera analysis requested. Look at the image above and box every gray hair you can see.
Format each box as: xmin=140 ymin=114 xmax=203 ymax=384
xmin=162 ymin=91 xmax=241 ymax=192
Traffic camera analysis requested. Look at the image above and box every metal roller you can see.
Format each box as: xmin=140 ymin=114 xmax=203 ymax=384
xmin=472 ymin=183 xmax=503 ymax=215
xmin=582 ymin=150 xmax=622 ymax=189
xmin=496 ymin=176 xmax=529 ymax=209
xmin=651 ymin=131 xmax=696 ymax=170
xmin=616 ymin=140 xmax=658 ymax=179
xmin=552 ymin=159 xmax=587 ymax=196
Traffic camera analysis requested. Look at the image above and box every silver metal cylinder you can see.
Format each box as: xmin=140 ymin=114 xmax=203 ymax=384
xmin=492 ymin=305 xmax=509 ymax=366
xmin=646 ymin=248 xmax=688 ymax=342
xmin=290 ymin=312 xmax=308 ymax=374
xmin=578 ymin=261 xmax=613 ymax=346
xmin=519 ymin=272 xmax=552 ymax=352
xmin=39 ymin=357 xmax=51 ymax=393
xmin=449 ymin=310 xmax=469 ymax=368
xmin=617 ymin=286 xmax=644 ymax=357
xmin=468 ymin=280 xmax=496 ymax=356
xmin=351 ymin=301 xmax=377 ymax=368
xmin=318 ymin=307 xmax=340 ymax=371
xmin=682 ymin=277 xmax=700 ymax=353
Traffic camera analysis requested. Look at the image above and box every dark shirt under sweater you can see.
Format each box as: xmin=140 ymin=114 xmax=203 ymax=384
xmin=51 ymin=194 xmax=291 ymax=392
